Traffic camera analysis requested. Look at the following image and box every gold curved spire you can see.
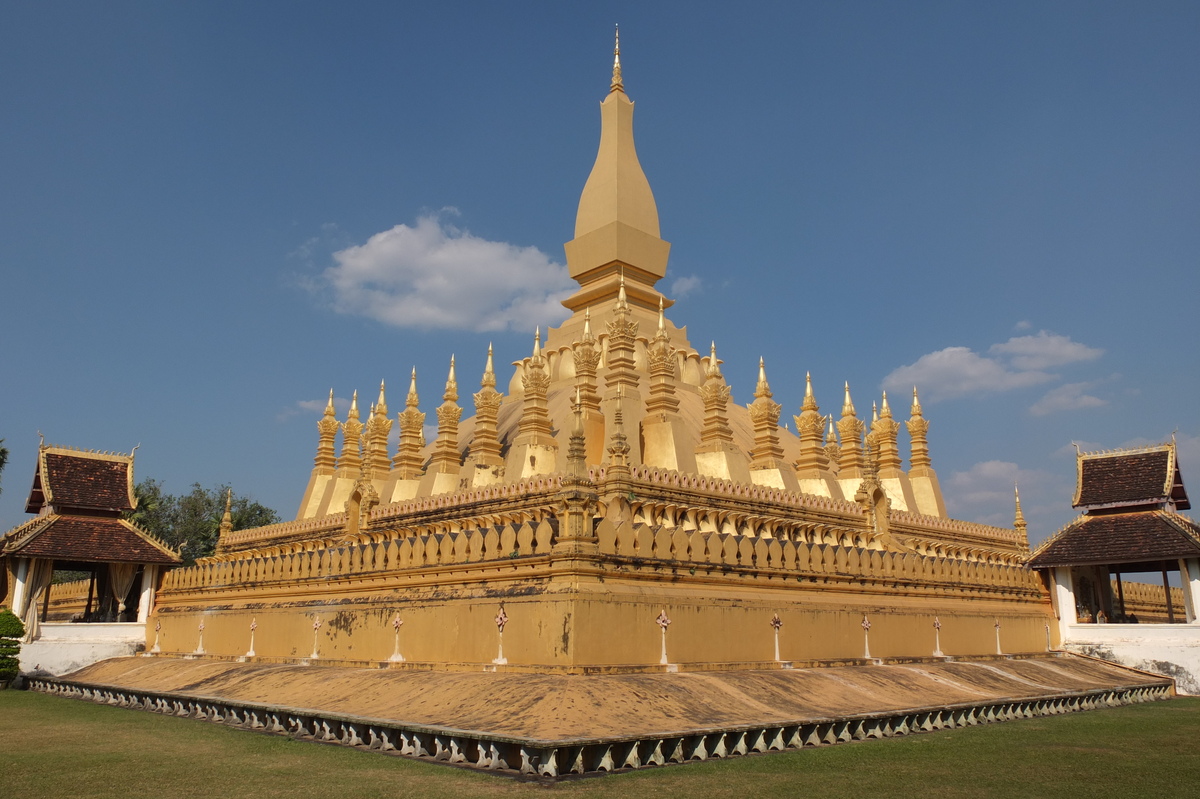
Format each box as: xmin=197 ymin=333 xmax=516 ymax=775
xmin=706 ymin=341 xmax=723 ymax=378
xmin=532 ymin=327 xmax=542 ymax=358
xmin=219 ymin=488 xmax=233 ymax=536
xmin=563 ymin=28 xmax=669 ymax=311
xmin=324 ymin=388 xmax=335 ymax=415
xmin=842 ymin=382 xmax=856 ymax=417
xmin=444 ymin=355 xmax=458 ymax=402
xmin=911 ymin=386 xmax=923 ymax=417
xmin=481 ymin=343 xmax=496 ymax=389
xmin=611 ymin=25 xmax=624 ymax=94
xmin=1014 ymin=484 xmax=1027 ymax=532
xmin=405 ymin=368 xmax=419 ymax=408
xmin=802 ymin=372 xmax=819 ymax=412
xmin=755 ymin=357 xmax=772 ymax=399
xmin=348 ymin=389 xmax=359 ymax=419
xmin=375 ymin=380 xmax=388 ymax=417
xmin=880 ymin=391 xmax=892 ymax=418
xmin=657 ymin=295 xmax=665 ymax=332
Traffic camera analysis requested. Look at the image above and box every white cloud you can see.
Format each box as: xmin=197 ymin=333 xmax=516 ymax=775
xmin=670 ymin=274 xmax=703 ymax=298
xmin=988 ymin=331 xmax=1103 ymax=371
xmin=883 ymin=346 xmax=1052 ymax=401
xmin=943 ymin=460 xmax=1070 ymax=538
xmin=277 ymin=395 xmax=351 ymax=422
xmin=1029 ymin=382 xmax=1107 ymax=416
xmin=318 ymin=211 xmax=573 ymax=332
xmin=883 ymin=330 xmax=1103 ymax=404
xmin=1014 ymin=320 xmax=1032 ymax=331
xmin=947 ymin=460 xmax=1023 ymax=507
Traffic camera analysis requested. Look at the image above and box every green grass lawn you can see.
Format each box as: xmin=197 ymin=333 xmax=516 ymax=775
xmin=4 ymin=689 xmax=1198 ymax=799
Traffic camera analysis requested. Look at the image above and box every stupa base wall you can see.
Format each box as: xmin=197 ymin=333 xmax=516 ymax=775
xmin=148 ymin=569 xmax=1056 ymax=670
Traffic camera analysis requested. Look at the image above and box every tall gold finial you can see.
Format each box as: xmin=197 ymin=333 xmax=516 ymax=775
xmin=444 ymin=355 xmax=458 ymax=402
xmin=706 ymin=341 xmax=723 ymax=378
xmin=481 ymin=343 xmax=496 ymax=389
xmin=842 ymin=382 xmax=856 ymax=417
xmin=802 ymin=372 xmax=819 ymax=412
xmin=324 ymin=388 xmax=335 ymax=415
xmin=1014 ymin=484 xmax=1027 ymax=531
xmin=880 ymin=391 xmax=892 ymax=418
xmin=532 ymin=327 xmax=542 ymax=358
xmin=406 ymin=368 xmax=418 ymax=407
xmin=755 ymin=357 xmax=770 ymax=398
xmin=611 ymin=25 xmax=624 ymax=93
xmin=219 ymin=488 xmax=233 ymax=536
xmin=657 ymin=295 xmax=665 ymax=332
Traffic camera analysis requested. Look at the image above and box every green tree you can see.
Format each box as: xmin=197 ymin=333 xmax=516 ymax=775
xmin=0 ymin=438 xmax=8 ymax=496
xmin=0 ymin=609 xmax=24 ymax=682
xmin=128 ymin=479 xmax=280 ymax=565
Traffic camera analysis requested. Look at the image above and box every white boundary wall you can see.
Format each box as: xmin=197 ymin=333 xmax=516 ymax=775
xmin=18 ymin=622 xmax=145 ymax=676
xmin=1064 ymin=624 xmax=1200 ymax=695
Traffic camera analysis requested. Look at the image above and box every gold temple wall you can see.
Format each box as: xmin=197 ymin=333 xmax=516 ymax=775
xmin=148 ymin=471 xmax=1054 ymax=671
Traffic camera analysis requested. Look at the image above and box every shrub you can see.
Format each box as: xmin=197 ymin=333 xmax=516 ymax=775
xmin=0 ymin=608 xmax=24 ymax=682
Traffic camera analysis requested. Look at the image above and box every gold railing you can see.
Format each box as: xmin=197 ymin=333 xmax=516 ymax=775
xmin=1111 ymin=579 xmax=1188 ymax=624
xmin=160 ymin=512 xmax=1041 ymax=601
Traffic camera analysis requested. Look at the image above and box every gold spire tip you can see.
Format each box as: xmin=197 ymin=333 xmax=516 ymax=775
xmin=610 ymin=24 xmax=624 ymax=93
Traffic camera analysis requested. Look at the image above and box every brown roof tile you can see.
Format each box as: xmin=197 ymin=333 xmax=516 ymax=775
xmin=40 ymin=451 xmax=135 ymax=512
xmin=1075 ymin=450 xmax=1174 ymax=508
xmin=1029 ymin=511 xmax=1200 ymax=568
xmin=2 ymin=515 xmax=179 ymax=564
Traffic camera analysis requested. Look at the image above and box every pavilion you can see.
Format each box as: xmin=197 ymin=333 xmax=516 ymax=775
xmin=1029 ymin=441 xmax=1200 ymax=691
xmin=1 ymin=443 xmax=179 ymax=671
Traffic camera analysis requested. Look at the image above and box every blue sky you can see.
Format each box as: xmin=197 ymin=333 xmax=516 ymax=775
xmin=2 ymin=2 xmax=1197 ymax=544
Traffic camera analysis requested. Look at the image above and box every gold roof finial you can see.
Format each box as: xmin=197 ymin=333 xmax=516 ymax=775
xmin=376 ymin=380 xmax=388 ymax=416
xmin=657 ymin=295 xmax=665 ymax=333
xmin=802 ymin=372 xmax=819 ymax=412
xmin=615 ymin=274 xmax=629 ymax=311
xmin=610 ymin=24 xmax=624 ymax=93
xmin=406 ymin=368 xmax=419 ymax=408
xmin=444 ymin=355 xmax=458 ymax=402
xmin=323 ymin=388 xmax=336 ymax=416
xmin=348 ymin=389 xmax=359 ymax=420
xmin=1014 ymin=484 xmax=1027 ymax=530
xmin=532 ymin=327 xmax=542 ymax=358
xmin=481 ymin=343 xmax=496 ymax=389
xmin=219 ymin=488 xmax=233 ymax=535
xmin=880 ymin=390 xmax=892 ymax=418
xmin=842 ymin=382 xmax=856 ymax=417
xmin=583 ymin=307 xmax=593 ymax=339
xmin=755 ymin=357 xmax=772 ymax=399
xmin=706 ymin=341 xmax=723 ymax=378
xmin=911 ymin=386 xmax=923 ymax=417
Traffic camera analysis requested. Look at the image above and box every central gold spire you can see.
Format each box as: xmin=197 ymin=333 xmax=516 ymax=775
xmin=611 ymin=25 xmax=624 ymax=94
xmin=562 ymin=29 xmax=671 ymax=315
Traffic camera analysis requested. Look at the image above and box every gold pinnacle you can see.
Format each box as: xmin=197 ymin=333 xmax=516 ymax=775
xmin=611 ymin=25 xmax=624 ymax=93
